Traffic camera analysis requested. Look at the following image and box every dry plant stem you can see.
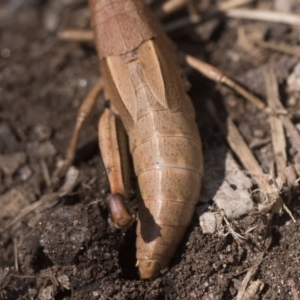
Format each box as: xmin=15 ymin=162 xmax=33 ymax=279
xmin=263 ymin=68 xmax=286 ymax=179
xmin=261 ymin=74 xmax=300 ymax=153
xmin=13 ymin=238 xmax=19 ymax=272
xmin=54 ymin=79 xmax=103 ymax=178
xmin=256 ymin=40 xmax=300 ymax=58
xmin=236 ymin=252 xmax=264 ymax=300
xmin=40 ymin=159 xmax=52 ymax=188
xmin=208 ymin=103 xmax=295 ymax=222
xmin=207 ymin=101 xmax=270 ymax=192
xmin=207 ymin=103 xmax=261 ymax=173
xmin=217 ymin=0 xmax=254 ymax=11
xmin=0 ymin=268 xmax=11 ymax=291
xmin=185 ymin=55 xmax=266 ymax=110
xmin=156 ymin=0 xmax=190 ymax=19
xmin=288 ymin=279 xmax=299 ymax=300
xmin=258 ymin=60 xmax=300 ymax=154
xmin=225 ymin=9 xmax=300 ymax=26
xmin=164 ymin=0 xmax=255 ymax=32
xmin=225 ymin=116 xmax=284 ymax=197
xmin=221 ymin=211 xmax=246 ymax=244
xmin=225 ymin=118 xmax=267 ymax=189
xmin=249 ymin=137 xmax=271 ymax=149
xmin=280 ymin=115 xmax=300 ymax=153
xmin=283 ymin=203 xmax=296 ymax=223
xmin=66 ymin=79 xmax=103 ymax=160
xmin=57 ymin=29 xmax=94 ymax=42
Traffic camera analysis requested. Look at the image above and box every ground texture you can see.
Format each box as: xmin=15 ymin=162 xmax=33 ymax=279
xmin=0 ymin=0 xmax=300 ymax=299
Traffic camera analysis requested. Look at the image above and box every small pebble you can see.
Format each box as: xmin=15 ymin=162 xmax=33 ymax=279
xmin=287 ymin=95 xmax=298 ymax=107
xmin=1 ymin=48 xmax=10 ymax=58
xmin=15 ymin=165 xmax=33 ymax=181
xmin=0 ymin=188 xmax=30 ymax=220
xmin=253 ymin=129 xmax=264 ymax=138
xmin=285 ymin=165 xmax=297 ymax=186
xmin=36 ymin=141 xmax=57 ymax=158
xmin=0 ymin=123 xmax=20 ymax=152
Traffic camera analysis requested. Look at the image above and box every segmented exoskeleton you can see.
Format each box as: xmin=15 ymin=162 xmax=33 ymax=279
xmin=89 ymin=0 xmax=203 ymax=279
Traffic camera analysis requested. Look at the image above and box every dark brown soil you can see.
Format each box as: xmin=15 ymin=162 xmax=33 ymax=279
xmin=1 ymin=0 xmax=300 ymax=299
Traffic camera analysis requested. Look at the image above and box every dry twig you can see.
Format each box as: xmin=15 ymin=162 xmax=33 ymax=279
xmin=280 ymin=115 xmax=300 ymax=153
xmin=264 ymin=67 xmax=287 ymax=180
xmin=13 ymin=238 xmax=19 ymax=272
xmin=156 ymin=0 xmax=190 ymax=19
xmin=40 ymin=159 xmax=52 ymax=189
xmin=207 ymin=102 xmax=284 ymax=217
xmin=256 ymin=40 xmax=300 ymax=58
xmin=57 ymin=29 xmax=93 ymax=42
xmin=225 ymin=9 xmax=300 ymax=26
xmin=236 ymin=252 xmax=265 ymax=300
xmin=218 ymin=0 xmax=254 ymax=11
xmin=208 ymin=103 xmax=268 ymax=191
xmin=0 ymin=268 xmax=11 ymax=292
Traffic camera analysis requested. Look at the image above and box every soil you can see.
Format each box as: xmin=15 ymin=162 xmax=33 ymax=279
xmin=1 ymin=0 xmax=300 ymax=299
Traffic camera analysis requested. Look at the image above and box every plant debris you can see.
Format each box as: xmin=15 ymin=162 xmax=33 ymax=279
xmin=1 ymin=0 xmax=300 ymax=299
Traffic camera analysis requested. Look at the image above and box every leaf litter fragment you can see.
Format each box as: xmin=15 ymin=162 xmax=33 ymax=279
xmin=199 ymin=212 xmax=223 ymax=234
xmin=201 ymin=149 xmax=254 ymax=220
xmin=205 ymin=61 xmax=299 ymax=298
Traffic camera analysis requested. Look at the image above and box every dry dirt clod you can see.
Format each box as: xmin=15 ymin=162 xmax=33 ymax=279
xmin=0 ymin=152 xmax=26 ymax=176
xmin=18 ymin=231 xmax=41 ymax=273
xmin=40 ymin=205 xmax=93 ymax=265
xmin=40 ymin=205 xmax=105 ymax=265
xmin=34 ymin=141 xmax=57 ymax=158
xmin=0 ymin=187 xmax=31 ymax=220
